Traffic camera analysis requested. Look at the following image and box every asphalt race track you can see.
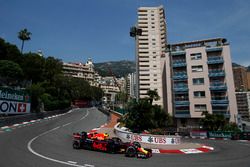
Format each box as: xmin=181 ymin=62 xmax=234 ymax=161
xmin=1 ymin=108 xmax=250 ymax=167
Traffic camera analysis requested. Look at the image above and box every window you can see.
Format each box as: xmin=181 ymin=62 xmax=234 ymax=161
xmin=192 ymin=65 xmax=203 ymax=72
xmin=139 ymin=65 xmax=149 ymax=67
xmin=140 ymin=74 xmax=150 ymax=76
xmin=140 ymin=83 xmax=150 ymax=86
xmin=191 ymin=53 xmax=202 ymax=60
xmin=195 ymin=104 xmax=207 ymax=112
xmin=194 ymin=91 xmax=205 ymax=98
xmin=140 ymin=79 xmax=150 ymax=81
xmin=193 ymin=78 xmax=204 ymax=85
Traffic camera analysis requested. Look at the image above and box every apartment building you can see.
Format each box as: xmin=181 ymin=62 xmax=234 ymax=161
xmin=137 ymin=5 xmax=167 ymax=106
xmin=233 ymin=66 xmax=249 ymax=91
xmin=247 ymin=72 xmax=250 ymax=90
xmin=236 ymin=92 xmax=250 ymax=119
xmin=162 ymin=38 xmax=238 ymax=126
xmin=62 ymin=58 xmax=95 ymax=85
xmin=100 ymin=77 xmax=120 ymax=105
xmin=126 ymin=73 xmax=137 ymax=99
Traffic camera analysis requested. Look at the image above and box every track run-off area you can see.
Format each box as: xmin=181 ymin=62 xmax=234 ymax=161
xmin=1 ymin=108 xmax=250 ymax=167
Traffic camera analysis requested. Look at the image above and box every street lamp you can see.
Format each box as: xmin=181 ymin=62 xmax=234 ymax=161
xmin=130 ymin=26 xmax=142 ymax=101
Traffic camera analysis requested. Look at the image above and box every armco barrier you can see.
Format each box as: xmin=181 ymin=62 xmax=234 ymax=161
xmin=114 ymin=123 xmax=181 ymax=145
xmin=0 ymin=107 xmax=72 ymax=127
xmin=190 ymin=130 xmax=208 ymax=139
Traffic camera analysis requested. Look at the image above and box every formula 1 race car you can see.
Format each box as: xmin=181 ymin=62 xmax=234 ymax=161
xmin=72 ymin=131 xmax=152 ymax=158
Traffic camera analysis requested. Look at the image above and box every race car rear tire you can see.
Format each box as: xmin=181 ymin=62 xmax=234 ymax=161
xmin=125 ymin=146 xmax=137 ymax=157
xmin=73 ymin=141 xmax=81 ymax=149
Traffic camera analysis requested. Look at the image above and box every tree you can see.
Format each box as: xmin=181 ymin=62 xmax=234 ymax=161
xmin=0 ymin=37 xmax=22 ymax=63
xmin=21 ymin=53 xmax=45 ymax=83
xmin=0 ymin=60 xmax=23 ymax=86
xmin=26 ymin=83 xmax=45 ymax=112
xmin=44 ymin=56 xmax=62 ymax=84
xmin=18 ymin=28 xmax=32 ymax=53
xmin=121 ymin=99 xmax=171 ymax=133
xmin=200 ymin=111 xmax=227 ymax=131
xmin=146 ymin=89 xmax=160 ymax=104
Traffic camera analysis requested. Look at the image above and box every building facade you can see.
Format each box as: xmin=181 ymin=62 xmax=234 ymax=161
xmin=126 ymin=73 xmax=137 ymax=99
xmin=62 ymin=58 xmax=95 ymax=85
xmin=247 ymin=72 xmax=250 ymax=90
xmin=236 ymin=92 xmax=250 ymax=119
xmin=233 ymin=66 xmax=249 ymax=91
xmin=162 ymin=38 xmax=238 ymax=126
xmin=136 ymin=5 xmax=167 ymax=106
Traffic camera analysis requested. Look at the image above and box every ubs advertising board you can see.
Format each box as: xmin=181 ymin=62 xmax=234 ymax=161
xmin=0 ymin=87 xmax=31 ymax=114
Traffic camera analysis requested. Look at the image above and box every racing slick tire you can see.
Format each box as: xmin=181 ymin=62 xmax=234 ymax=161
xmin=125 ymin=146 xmax=137 ymax=157
xmin=73 ymin=141 xmax=81 ymax=149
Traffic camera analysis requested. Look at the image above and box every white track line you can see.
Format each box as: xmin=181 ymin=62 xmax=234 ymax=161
xmin=80 ymin=111 xmax=89 ymax=120
xmin=27 ymin=110 xmax=90 ymax=167
xmin=62 ymin=122 xmax=72 ymax=127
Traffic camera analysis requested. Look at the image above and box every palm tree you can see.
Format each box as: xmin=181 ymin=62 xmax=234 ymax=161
xmin=146 ymin=89 xmax=160 ymax=104
xmin=18 ymin=28 xmax=32 ymax=53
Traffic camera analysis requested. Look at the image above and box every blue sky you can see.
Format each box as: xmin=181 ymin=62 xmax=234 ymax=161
xmin=0 ymin=0 xmax=250 ymax=66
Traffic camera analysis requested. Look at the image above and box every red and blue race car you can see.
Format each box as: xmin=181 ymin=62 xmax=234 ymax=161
xmin=72 ymin=131 xmax=152 ymax=158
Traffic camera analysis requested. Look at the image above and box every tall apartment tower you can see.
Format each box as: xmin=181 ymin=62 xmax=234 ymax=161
xmin=233 ymin=66 xmax=249 ymax=91
xmin=137 ymin=5 xmax=167 ymax=106
xmin=163 ymin=38 xmax=238 ymax=126
xmin=235 ymin=92 xmax=250 ymax=119
xmin=127 ymin=73 xmax=137 ymax=99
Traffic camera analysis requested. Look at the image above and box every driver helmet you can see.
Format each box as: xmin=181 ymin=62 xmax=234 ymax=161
xmin=133 ymin=142 xmax=141 ymax=148
xmin=104 ymin=133 xmax=109 ymax=138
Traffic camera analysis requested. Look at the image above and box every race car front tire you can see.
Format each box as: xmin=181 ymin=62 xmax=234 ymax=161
xmin=125 ymin=146 xmax=137 ymax=157
xmin=73 ymin=141 xmax=81 ymax=149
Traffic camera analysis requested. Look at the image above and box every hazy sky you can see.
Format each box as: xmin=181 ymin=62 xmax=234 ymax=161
xmin=1 ymin=0 xmax=250 ymax=65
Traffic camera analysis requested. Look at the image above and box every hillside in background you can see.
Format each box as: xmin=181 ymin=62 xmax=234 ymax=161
xmin=94 ymin=61 xmax=249 ymax=77
xmin=94 ymin=60 xmax=135 ymax=77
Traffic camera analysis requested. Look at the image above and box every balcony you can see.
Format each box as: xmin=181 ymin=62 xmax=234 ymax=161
xmin=173 ymin=84 xmax=188 ymax=92
xmin=207 ymin=56 xmax=224 ymax=64
xmin=173 ymin=72 xmax=188 ymax=80
xmin=208 ymin=70 xmax=225 ymax=77
xmin=171 ymin=50 xmax=186 ymax=56
xmin=174 ymin=100 xmax=190 ymax=106
xmin=175 ymin=110 xmax=190 ymax=118
xmin=210 ymin=82 xmax=227 ymax=91
xmin=206 ymin=47 xmax=223 ymax=52
xmin=211 ymin=97 xmax=229 ymax=106
xmin=172 ymin=60 xmax=187 ymax=67
xmin=212 ymin=110 xmax=230 ymax=118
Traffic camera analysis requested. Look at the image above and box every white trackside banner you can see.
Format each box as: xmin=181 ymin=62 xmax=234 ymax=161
xmin=0 ymin=100 xmax=31 ymax=114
